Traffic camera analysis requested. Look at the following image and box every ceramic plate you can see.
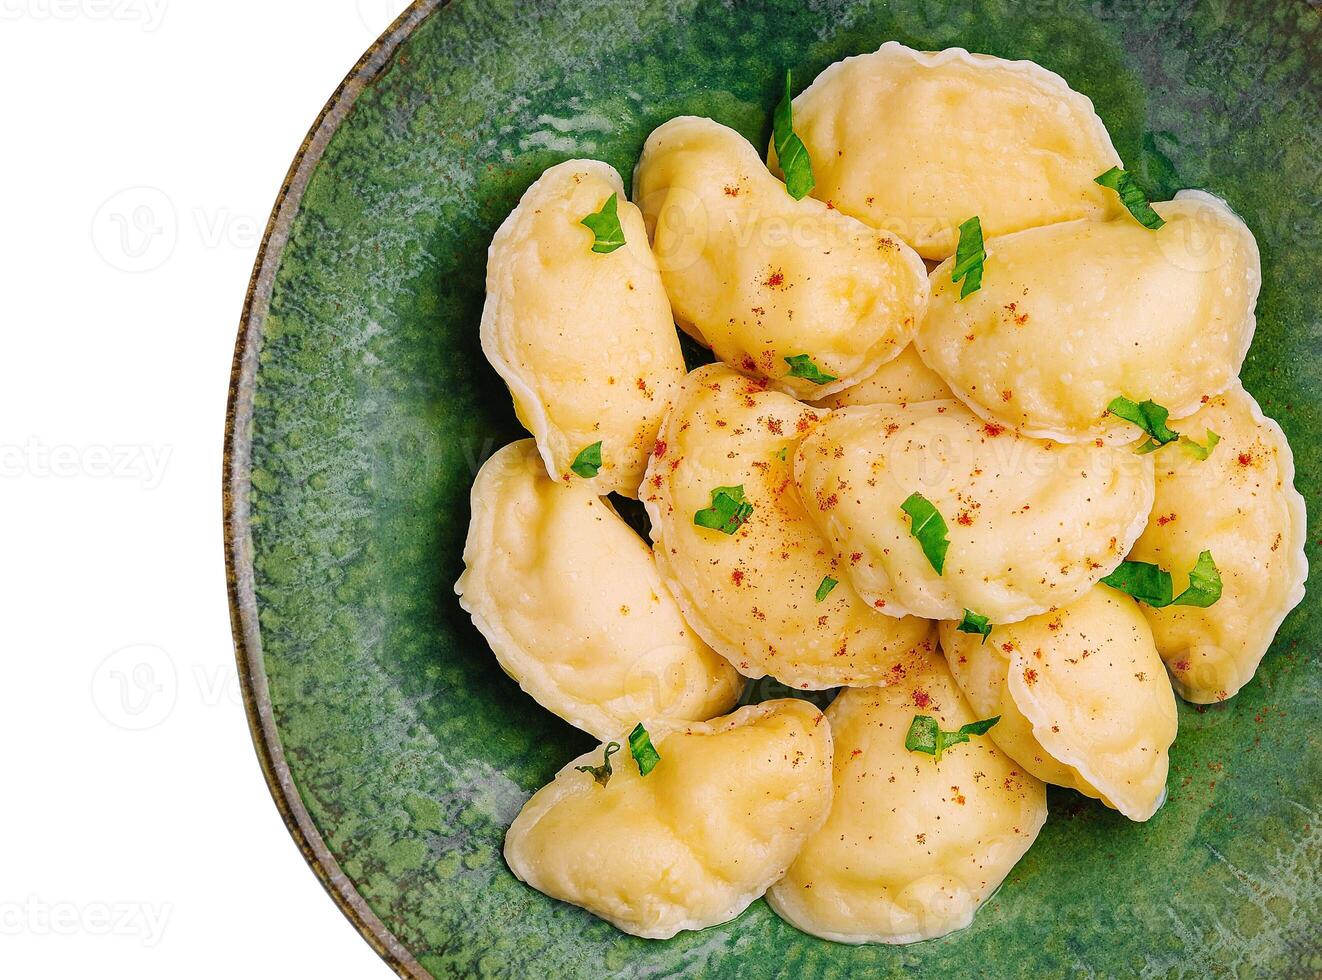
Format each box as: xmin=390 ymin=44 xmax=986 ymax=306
xmin=225 ymin=1 xmax=1321 ymax=975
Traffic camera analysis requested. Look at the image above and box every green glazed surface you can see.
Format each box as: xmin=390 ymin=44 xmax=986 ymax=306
xmin=230 ymin=1 xmax=1320 ymax=976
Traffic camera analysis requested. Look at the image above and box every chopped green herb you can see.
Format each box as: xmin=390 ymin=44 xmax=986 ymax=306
xmin=774 ymin=447 xmax=789 ymax=463
xmin=905 ymin=714 xmax=1000 ymax=763
xmin=815 ymin=576 xmax=838 ymax=602
xmin=951 ymin=216 xmax=986 ymax=299
xmin=1180 ymin=429 xmax=1221 ymax=461
xmin=1095 ymin=167 xmax=1166 ymax=230
xmin=628 ymin=723 xmax=661 ymax=776
xmin=569 ymin=441 xmax=603 ymax=478
xmin=956 ymin=609 xmax=992 ymax=643
xmin=1108 ymin=396 xmax=1181 ymax=452
xmin=580 ymin=192 xmax=626 ymax=253
xmin=784 ymin=354 xmax=838 ymax=385
xmin=901 ymin=492 xmax=950 ymax=575
xmin=772 ymin=70 xmax=814 ymax=201
xmin=694 ymin=485 xmax=754 ymax=535
xmin=1101 ymin=550 xmax=1222 ymax=608
xmin=574 ymin=742 xmax=621 ymax=787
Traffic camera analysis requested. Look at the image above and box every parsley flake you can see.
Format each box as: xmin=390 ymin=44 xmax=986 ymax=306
xmin=580 ymin=193 xmax=626 ymax=253
xmin=905 ymin=714 xmax=1000 ymax=763
xmin=694 ymin=485 xmax=754 ymax=535
xmin=951 ymin=216 xmax=986 ymax=299
xmin=570 ymin=441 xmax=603 ymax=478
xmin=627 ymin=723 xmax=661 ymax=776
xmin=1108 ymin=396 xmax=1181 ymax=452
xmin=956 ymin=609 xmax=992 ymax=643
xmin=1180 ymin=429 xmax=1221 ymax=461
xmin=784 ymin=354 xmax=838 ymax=385
xmin=901 ymin=492 xmax=950 ymax=575
xmin=1095 ymin=167 xmax=1166 ymax=230
xmin=772 ymin=70 xmax=815 ymax=201
xmin=1101 ymin=550 xmax=1222 ymax=608
xmin=574 ymin=741 xmax=621 ymax=787
xmin=815 ymin=576 xmax=838 ymax=602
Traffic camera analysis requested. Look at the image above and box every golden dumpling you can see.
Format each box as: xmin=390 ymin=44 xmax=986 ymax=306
xmin=767 ymin=649 xmax=1046 ymax=944
xmin=1127 ymin=385 xmax=1307 ymax=702
xmin=633 ymin=116 xmax=928 ymax=399
xmin=941 ymin=585 xmax=1178 ymax=821
xmin=794 ymin=400 xmax=1153 ymax=622
xmin=772 ymin=42 xmax=1122 ymax=259
xmin=505 ymin=699 xmax=833 ymax=938
xmin=917 ymin=191 xmax=1260 ymax=443
xmin=456 ymin=441 xmax=740 ymax=740
xmin=642 ymin=365 xmax=935 ymax=689
xmin=482 ymin=159 xmax=684 ymax=496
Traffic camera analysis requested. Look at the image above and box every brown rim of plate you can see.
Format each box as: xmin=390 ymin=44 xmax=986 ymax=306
xmin=222 ymin=3 xmax=445 ymax=978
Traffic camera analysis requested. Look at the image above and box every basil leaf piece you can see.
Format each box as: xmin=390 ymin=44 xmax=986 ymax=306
xmin=905 ymin=714 xmax=1001 ymax=763
xmin=1172 ymin=550 xmax=1223 ymax=607
xmin=956 ymin=609 xmax=992 ymax=644
xmin=774 ymin=447 xmax=789 ymax=462
xmin=772 ymin=69 xmax=814 ymax=201
xmin=693 ymin=485 xmax=754 ymax=535
xmin=901 ymin=492 xmax=950 ymax=575
xmin=1180 ymin=429 xmax=1221 ymax=461
xmin=627 ymin=723 xmax=661 ymax=776
xmin=951 ymin=216 xmax=986 ymax=299
xmin=815 ymin=576 xmax=838 ymax=602
xmin=1094 ymin=166 xmax=1166 ymax=230
xmin=784 ymin=354 xmax=838 ymax=385
xmin=570 ymin=441 xmax=603 ymax=478
xmin=573 ymin=741 xmax=621 ymax=788
xmin=1101 ymin=551 xmax=1222 ymax=609
xmin=1107 ymin=396 xmax=1181 ymax=449
xmin=580 ymin=192 xmax=626 ymax=253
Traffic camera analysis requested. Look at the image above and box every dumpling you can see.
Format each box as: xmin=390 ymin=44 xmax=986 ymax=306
xmin=455 ymin=441 xmax=741 ymax=740
xmin=633 ymin=116 xmax=928 ymax=399
xmin=941 ymin=584 xmax=1178 ymax=821
xmin=641 ymin=364 xmax=936 ymax=689
xmin=793 ymin=400 xmax=1154 ymax=622
xmin=1126 ymin=385 xmax=1307 ymax=703
xmin=772 ymin=42 xmax=1122 ymax=260
xmin=917 ymin=191 xmax=1260 ymax=443
xmin=813 ymin=343 xmax=955 ymax=409
xmin=767 ymin=648 xmax=1046 ymax=944
xmin=481 ymin=159 xmax=685 ymax=496
xmin=504 ymin=699 xmax=834 ymax=938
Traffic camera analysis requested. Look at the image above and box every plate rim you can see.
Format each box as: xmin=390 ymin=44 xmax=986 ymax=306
xmin=222 ymin=3 xmax=444 ymax=978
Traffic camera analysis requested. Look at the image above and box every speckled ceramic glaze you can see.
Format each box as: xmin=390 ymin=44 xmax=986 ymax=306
xmin=225 ymin=1 xmax=1320 ymax=976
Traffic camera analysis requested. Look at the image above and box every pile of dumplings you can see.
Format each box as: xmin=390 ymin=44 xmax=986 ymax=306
xmin=455 ymin=42 xmax=1307 ymax=945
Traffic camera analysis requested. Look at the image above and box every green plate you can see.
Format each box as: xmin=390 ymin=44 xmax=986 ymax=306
xmin=225 ymin=1 xmax=1320 ymax=976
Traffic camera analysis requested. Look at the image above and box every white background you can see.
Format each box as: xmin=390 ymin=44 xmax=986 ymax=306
xmin=1 ymin=1 xmax=413 ymax=976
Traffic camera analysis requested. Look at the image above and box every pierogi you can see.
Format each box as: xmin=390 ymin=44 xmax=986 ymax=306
xmin=917 ymin=191 xmax=1261 ymax=443
xmin=941 ymin=585 xmax=1178 ymax=821
xmin=642 ymin=365 xmax=936 ymax=688
xmin=767 ymin=649 xmax=1047 ymax=944
xmin=793 ymin=400 xmax=1154 ymax=622
xmin=813 ymin=343 xmax=955 ymax=409
xmin=633 ymin=116 xmax=928 ymax=399
xmin=504 ymin=699 xmax=833 ymax=939
xmin=771 ymin=41 xmax=1122 ymax=259
xmin=1127 ymin=385 xmax=1307 ymax=703
xmin=481 ymin=159 xmax=685 ymax=495
xmin=456 ymin=441 xmax=740 ymax=740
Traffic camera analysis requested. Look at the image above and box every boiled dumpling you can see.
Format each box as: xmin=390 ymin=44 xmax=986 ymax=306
xmin=941 ymin=584 xmax=1178 ymax=821
xmin=504 ymin=699 xmax=833 ymax=938
xmin=767 ymin=648 xmax=1046 ymax=944
xmin=456 ymin=441 xmax=740 ymax=740
xmin=642 ymin=365 xmax=936 ymax=688
xmin=1127 ymin=385 xmax=1307 ymax=702
xmin=813 ymin=343 xmax=955 ymax=409
xmin=633 ymin=116 xmax=928 ymax=399
xmin=793 ymin=400 xmax=1154 ymax=622
xmin=481 ymin=159 xmax=685 ymax=495
xmin=771 ymin=42 xmax=1122 ymax=259
xmin=917 ymin=191 xmax=1260 ymax=443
